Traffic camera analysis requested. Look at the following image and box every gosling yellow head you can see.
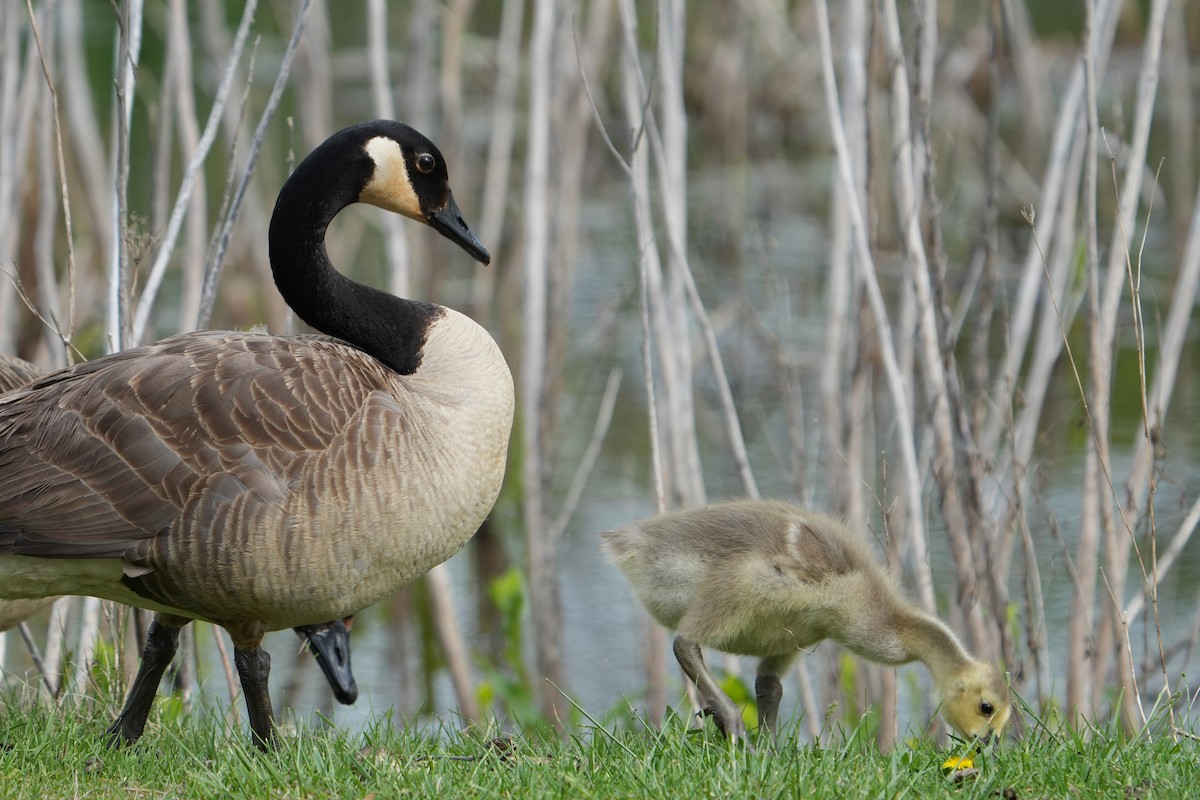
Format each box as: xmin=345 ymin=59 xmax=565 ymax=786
xmin=938 ymin=659 xmax=1011 ymax=739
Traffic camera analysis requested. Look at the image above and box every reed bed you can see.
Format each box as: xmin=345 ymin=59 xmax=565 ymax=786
xmin=0 ymin=0 xmax=1197 ymax=753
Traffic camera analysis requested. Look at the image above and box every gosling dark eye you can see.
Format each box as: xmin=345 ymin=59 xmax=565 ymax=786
xmin=980 ymin=701 xmax=994 ymax=717
xmin=415 ymin=153 xmax=436 ymax=173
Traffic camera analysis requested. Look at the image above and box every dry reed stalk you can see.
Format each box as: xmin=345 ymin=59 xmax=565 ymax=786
xmin=196 ymin=0 xmax=312 ymax=329
xmin=25 ymin=0 xmax=75 ymax=364
xmin=549 ymin=370 xmax=623 ymax=544
xmin=814 ymin=0 xmax=931 ymax=614
xmin=1068 ymin=0 xmax=1104 ymax=726
xmin=981 ymin=0 xmax=1122 ymax=463
xmin=821 ymin=0 xmax=867 ymax=537
xmin=366 ymin=0 xmax=412 ymax=300
xmin=1117 ymin=179 xmax=1200 ymax=638
xmin=168 ymin=0 xmax=204 ymax=342
xmin=548 ymin=0 xmax=613 ymax=409
xmin=133 ymin=0 xmax=256 ymax=343
xmin=470 ymin=0 xmax=524 ymax=322
xmin=585 ymin=0 xmax=680 ymax=725
xmin=1126 ymin=496 xmax=1200 ymax=627
xmin=627 ymin=98 xmax=671 ymax=721
xmin=0 ymin=5 xmax=24 ymax=353
xmin=521 ymin=0 xmax=566 ymax=726
xmin=618 ymin=0 xmax=707 ymax=513
xmin=998 ymin=0 xmax=1049 ymax=146
xmin=365 ymin=0 xmax=476 ymax=723
xmin=69 ymin=0 xmax=144 ymax=700
xmin=15 ymin=621 xmax=54 ymax=696
xmin=961 ymin=0 xmax=1018 ymax=673
xmin=195 ymin=2 xmax=273 ymax=322
xmin=58 ymin=0 xmax=106 ymax=314
xmin=34 ymin=47 xmax=63 ymax=357
xmin=439 ymin=0 xmax=476 ymax=154
xmin=1091 ymin=0 xmax=1171 ymax=732
xmin=107 ymin=0 xmax=140 ymax=353
xmin=657 ymin=0 xmax=706 ymax=512
xmin=1122 ymin=142 xmax=1200 ymax=528
xmin=880 ymin=0 xmax=987 ymax=656
xmin=295 ymin=0 xmax=332 ymax=153
xmin=1007 ymin=138 xmax=1085 ymax=492
xmin=399 ymin=0 xmax=436 ymax=297
xmin=425 ymin=565 xmax=480 ymax=724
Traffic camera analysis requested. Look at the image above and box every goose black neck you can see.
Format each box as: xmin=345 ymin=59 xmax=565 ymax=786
xmin=267 ymin=141 xmax=439 ymax=376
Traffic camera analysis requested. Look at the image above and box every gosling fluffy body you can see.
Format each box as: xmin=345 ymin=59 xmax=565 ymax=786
xmin=601 ymin=499 xmax=1010 ymax=741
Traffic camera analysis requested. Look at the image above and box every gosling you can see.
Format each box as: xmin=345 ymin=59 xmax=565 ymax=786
xmin=600 ymin=499 xmax=1010 ymax=743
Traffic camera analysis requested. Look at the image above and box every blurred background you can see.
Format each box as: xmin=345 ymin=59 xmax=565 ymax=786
xmin=0 ymin=0 xmax=1198 ymax=747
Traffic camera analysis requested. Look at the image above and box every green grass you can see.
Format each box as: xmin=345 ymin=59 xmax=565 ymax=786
xmin=1 ymin=691 xmax=1196 ymax=800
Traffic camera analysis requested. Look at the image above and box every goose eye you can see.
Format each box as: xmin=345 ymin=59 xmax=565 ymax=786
xmin=415 ymin=153 xmax=436 ymax=173
xmin=980 ymin=701 xmax=994 ymax=717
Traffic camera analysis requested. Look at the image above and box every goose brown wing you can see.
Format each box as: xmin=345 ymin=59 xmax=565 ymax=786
xmin=0 ymin=332 xmax=387 ymax=562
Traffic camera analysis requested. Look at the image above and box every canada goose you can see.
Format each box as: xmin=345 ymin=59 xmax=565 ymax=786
xmin=0 ymin=354 xmax=359 ymax=704
xmin=601 ymin=500 xmax=1010 ymax=743
xmin=0 ymin=120 xmax=513 ymax=749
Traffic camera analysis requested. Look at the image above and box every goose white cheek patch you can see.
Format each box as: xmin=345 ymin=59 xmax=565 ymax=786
xmin=359 ymin=136 xmax=424 ymax=221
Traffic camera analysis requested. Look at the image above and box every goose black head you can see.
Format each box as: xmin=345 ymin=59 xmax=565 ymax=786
xmin=354 ymin=121 xmax=490 ymax=265
xmin=276 ymin=120 xmax=490 ymax=266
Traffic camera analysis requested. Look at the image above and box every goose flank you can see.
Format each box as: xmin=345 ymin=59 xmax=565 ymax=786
xmin=0 ymin=354 xmax=355 ymax=702
xmin=601 ymin=499 xmax=1011 ymax=744
xmin=0 ymin=120 xmax=514 ymax=750
xmin=0 ymin=357 xmax=350 ymax=700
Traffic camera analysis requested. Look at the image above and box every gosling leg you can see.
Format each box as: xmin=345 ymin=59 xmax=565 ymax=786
xmin=672 ymin=635 xmax=747 ymax=745
xmin=106 ymin=614 xmax=188 ymax=747
xmin=233 ymin=645 xmax=275 ymax=751
xmin=755 ymin=654 xmax=792 ymax=738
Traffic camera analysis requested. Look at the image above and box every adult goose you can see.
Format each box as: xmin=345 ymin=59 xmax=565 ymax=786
xmin=601 ymin=500 xmax=1010 ymax=744
xmin=0 ymin=354 xmax=358 ymax=706
xmin=0 ymin=120 xmax=514 ymax=749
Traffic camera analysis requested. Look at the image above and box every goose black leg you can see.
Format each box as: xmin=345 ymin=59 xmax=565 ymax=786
xmin=234 ymin=646 xmax=275 ymax=751
xmin=106 ymin=616 xmax=185 ymax=747
xmin=673 ymin=635 xmax=748 ymax=747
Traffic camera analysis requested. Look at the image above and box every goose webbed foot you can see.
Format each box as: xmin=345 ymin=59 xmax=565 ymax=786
xmin=672 ymin=635 xmax=750 ymax=749
xmin=105 ymin=617 xmax=182 ymax=748
xmin=234 ymin=646 xmax=275 ymax=751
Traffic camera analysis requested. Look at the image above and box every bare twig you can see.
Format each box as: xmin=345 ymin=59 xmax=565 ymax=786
xmin=814 ymin=0 xmax=931 ymax=611
xmin=521 ymin=0 xmax=565 ymax=726
xmin=196 ymin=0 xmax=313 ymax=329
xmin=132 ymin=0 xmax=257 ymax=343
xmin=107 ymin=0 xmax=143 ymax=353
xmin=25 ymin=0 xmax=77 ymax=354
xmin=549 ymin=369 xmax=622 ymax=540
xmin=16 ymin=621 xmax=55 ymax=696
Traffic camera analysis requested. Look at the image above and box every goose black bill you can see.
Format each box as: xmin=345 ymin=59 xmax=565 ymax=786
xmin=294 ymin=617 xmax=358 ymax=704
xmin=427 ymin=191 xmax=490 ymax=265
